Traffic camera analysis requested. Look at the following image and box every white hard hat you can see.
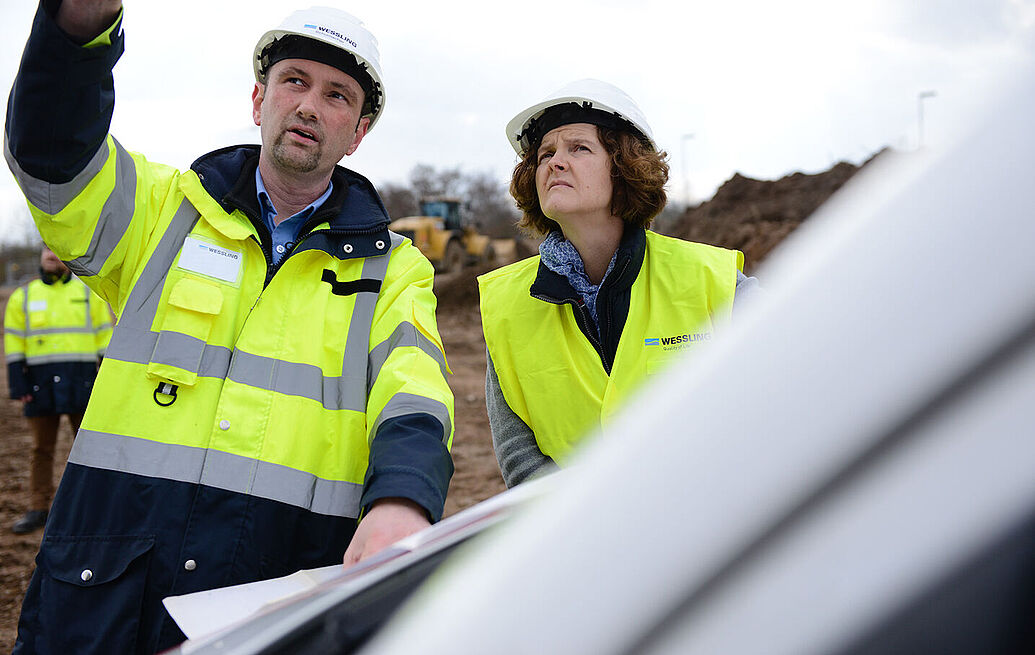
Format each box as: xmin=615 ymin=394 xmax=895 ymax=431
xmin=254 ymin=6 xmax=386 ymax=131
xmin=505 ymin=79 xmax=656 ymax=156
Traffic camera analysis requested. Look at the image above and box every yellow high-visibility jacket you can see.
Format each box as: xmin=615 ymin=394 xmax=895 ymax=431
xmin=8 ymin=139 xmax=456 ymax=652
xmin=4 ymin=274 xmax=111 ymax=415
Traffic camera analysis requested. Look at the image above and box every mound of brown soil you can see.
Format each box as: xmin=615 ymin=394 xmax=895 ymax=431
xmin=664 ymin=150 xmax=888 ymax=273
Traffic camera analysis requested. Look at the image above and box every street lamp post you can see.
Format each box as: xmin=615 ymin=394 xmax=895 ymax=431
xmin=681 ymin=133 xmax=695 ymax=207
xmin=917 ymin=90 xmax=937 ymax=149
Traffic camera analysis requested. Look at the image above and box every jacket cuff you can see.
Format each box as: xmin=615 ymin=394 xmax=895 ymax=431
xmin=361 ymin=414 xmax=454 ymax=523
xmin=7 ymin=360 xmax=29 ymax=398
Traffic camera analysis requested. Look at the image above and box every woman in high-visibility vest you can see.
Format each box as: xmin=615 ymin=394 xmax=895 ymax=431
xmin=479 ymin=80 xmax=758 ymax=487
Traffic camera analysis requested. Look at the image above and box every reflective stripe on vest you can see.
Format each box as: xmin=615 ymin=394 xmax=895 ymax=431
xmin=480 ymin=231 xmax=741 ymax=464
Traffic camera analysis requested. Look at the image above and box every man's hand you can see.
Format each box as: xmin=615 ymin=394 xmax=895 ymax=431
xmin=342 ymin=498 xmax=431 ymax=567
xmin=56 ymin=0 xmax=123 ymax=43
xmin=20 ymin=395 xmax=32 ymax=404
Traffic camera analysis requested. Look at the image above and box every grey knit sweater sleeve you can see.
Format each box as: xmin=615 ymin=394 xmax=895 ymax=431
xmin=733 ymin=270 xmax=760 ymax=316
xmin=485 ymin=349 xmax=558 ymax=488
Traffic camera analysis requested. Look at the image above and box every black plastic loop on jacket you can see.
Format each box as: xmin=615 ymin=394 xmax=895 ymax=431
xmin=153 ymin=382 xmax=178 ymax=407
xmin=321 ymin=270 xmax=383 ymax=297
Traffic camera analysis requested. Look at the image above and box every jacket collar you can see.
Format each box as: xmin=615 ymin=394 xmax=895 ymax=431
xmin=40 ymin=270 xmax=72 ymax=285
xmin=190 ymin=145 xmax=391 ymax=233
xmin=529 ymin=223 xmax=647 ymax=302
xmin=188 ymin=145 xmax=393 ymax=262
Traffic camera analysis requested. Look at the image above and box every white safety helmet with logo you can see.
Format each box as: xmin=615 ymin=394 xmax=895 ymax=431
xmin=253 ymin=6 xmax=386 ymax=131
xmin=505 ymin=79 xmax=657 ymax=157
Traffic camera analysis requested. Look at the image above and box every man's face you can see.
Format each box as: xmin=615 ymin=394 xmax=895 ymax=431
xmin=40 ymin=249 xmax=68 ymax=275
xmin=252 ymin=58 xmax=370 ymax=179
xmin=535 ymin=123 xmax=614 ymax=226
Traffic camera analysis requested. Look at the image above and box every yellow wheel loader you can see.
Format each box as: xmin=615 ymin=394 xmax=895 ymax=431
xmin=388 ymin=198 xmax=495 ymax=273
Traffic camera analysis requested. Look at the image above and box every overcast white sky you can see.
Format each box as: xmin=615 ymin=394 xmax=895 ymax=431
xmin=1 ymin=0 xmax=1033 ymax=237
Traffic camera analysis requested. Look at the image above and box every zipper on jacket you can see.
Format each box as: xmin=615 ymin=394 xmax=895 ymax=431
xmin=310 ymin=222 xmax=390 ymax=240
xmin=594 ymin=256 xmax=632 ymax=369
xmin=531 ymin=292 xmax=612 ymax=375
xmin=229 ymin=194 xmax=277 ymax=289
xmin=249 ymin=234 xmax=277 ymax=288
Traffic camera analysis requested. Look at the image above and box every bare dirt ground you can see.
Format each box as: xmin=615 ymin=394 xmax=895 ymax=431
xmin=0 ymin=278 xmax=505 ymax=650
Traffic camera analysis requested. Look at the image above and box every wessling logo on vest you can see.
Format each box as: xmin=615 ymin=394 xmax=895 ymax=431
xmin=644 ymin=331 xmax=711 ymax=352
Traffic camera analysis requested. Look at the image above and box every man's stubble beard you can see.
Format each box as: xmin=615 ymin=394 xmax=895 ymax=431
xmin=269 ymin=131 xmax=321 ymax=174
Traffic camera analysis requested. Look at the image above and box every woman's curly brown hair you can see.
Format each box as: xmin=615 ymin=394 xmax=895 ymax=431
xmin=510 ymin=126 xmax=669 ymax=236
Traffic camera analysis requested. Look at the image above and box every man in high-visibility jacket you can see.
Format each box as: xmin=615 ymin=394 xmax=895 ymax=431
xmin=5 ymin=2 xmax=454 ymax=653
xmin=4 ymin=248 xmax=112 ymax=535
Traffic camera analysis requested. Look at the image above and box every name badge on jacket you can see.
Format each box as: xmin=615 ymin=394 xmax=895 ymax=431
xmin=177 ymin=237 xmax=242 ymax=284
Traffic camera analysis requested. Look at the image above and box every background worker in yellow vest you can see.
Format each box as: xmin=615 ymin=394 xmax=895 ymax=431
xmin=4 ymin=247 xmax=112 ymax=534
xmin=6 ymin=2 xmax=454 ymax=652
xmin=480 ymin=80 xmax=759 ymax=487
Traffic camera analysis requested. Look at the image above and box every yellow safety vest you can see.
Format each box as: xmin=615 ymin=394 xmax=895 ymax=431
xmin=4 ymin=275 xmax=111 ymax=366
xmin=479 ymin=231 xmax=741 ymax=463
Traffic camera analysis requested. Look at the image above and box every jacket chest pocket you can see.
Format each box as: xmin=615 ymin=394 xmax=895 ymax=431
xmin=29 ymin=310 xmax=49 ymax=329
xmin=146 ymin=276 xmax=224 ymax=387
xmin=28 ymin=298 xmax=50 ymax=329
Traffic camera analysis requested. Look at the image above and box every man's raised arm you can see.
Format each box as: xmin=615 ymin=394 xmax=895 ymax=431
xmin=6 ymin=0 xmax=124 ymax=186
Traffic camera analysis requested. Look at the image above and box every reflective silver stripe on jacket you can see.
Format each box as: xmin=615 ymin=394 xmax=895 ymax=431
xmin=4 ymin=136 xmax=110 ymax=215
xmin=69 ymin=429 xmax=364 ymax=518
xmin=370 ymin=392 xmax=452 ymax=444
xmin=23 ymin=352 xmax=99 ymax=365
xmin=66 ymin=139 xmax=138 ymax=278
xmin=4 ymin=136 xmax=138 ymax=280
xmin=20 ymin=326 xmax=101 ymax=336
xmin=83 ymin=283 xmax=95 ymax=329
xmin=109 ymin=197 xmax=202 ymax=335
xmin=368 ymin=322 xmax=450 ymax=393
xmin=340 ymin=234 xmax=396 ymax=380
xmin=228 ymin=350 xmax=369 ymax=412
xmin=106 ymin=326 xmax=234 ymax=379
xmin=363 ymin=232 xmax=448 ymax=391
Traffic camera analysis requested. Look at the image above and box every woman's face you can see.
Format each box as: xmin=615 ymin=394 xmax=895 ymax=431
xmin=534 ymin=123 xmax=613 ymax=226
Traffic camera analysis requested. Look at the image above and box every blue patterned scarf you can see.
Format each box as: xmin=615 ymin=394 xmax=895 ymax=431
xmin=539 ymin=230 xmax=618 ymax=333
